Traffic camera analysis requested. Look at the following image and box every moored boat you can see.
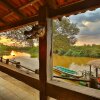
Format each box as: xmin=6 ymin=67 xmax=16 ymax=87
xmin=53 ymin=66 xmax=83 ymax=78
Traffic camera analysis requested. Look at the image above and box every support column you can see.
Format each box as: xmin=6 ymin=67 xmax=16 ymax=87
xmin=96 ymin=68 xmax=98 ymax=78
xmin=39 ymin=6 xmax=48 ymax=100
xmin=47 ymin=18 xmax=53 ymax=81
xmin=89 ymin=65 xmax=91 ymax=77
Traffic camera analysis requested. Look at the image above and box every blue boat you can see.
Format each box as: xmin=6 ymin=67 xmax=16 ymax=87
xmin=53 ymin=66 xmax=82 ymax=78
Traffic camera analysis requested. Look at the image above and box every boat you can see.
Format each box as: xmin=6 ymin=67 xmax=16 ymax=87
xmin=53 ymin=66 xmax=83 ymax=78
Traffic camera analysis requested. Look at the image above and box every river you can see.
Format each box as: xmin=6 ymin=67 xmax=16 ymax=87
xmin=53 ymin=54 xmax=100 ymax=75
xmin=3 ymin=51 xmax=39 ymax=70
xmin=53 ymin=54 xmax=98 ymax=67
xmin=2 ymin=52 xmax=99 ymax=73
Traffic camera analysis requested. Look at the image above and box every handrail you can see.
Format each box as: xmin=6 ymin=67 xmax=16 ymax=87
xmin=53 ymin=76 xmax=90 ymax=82
xmin=53 ymin=75 xmax=100 ymax=89
xmin=0 ymin=56 xmax=39 ymax=74
xmin=9 ymin=60 xmax=17 ymax=63
xmin=20 ymin=65 xmax=35 ymax=72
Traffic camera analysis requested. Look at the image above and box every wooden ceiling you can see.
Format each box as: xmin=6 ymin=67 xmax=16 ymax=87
xmin=0 ymin=0 xmax=99 ymax=32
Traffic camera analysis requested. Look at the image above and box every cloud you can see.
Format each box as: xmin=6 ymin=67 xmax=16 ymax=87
xmin=69 ymin=8 xmax=100 ymax=24
xmin=68 ymin=8 xmax=100 ymax=45
xmin=79 ymin=21 xmax=100 ymax=35
xmin=69 ymin=8 xmax=100 ymax=35
xmin=75 ymin=34 xmax=100 ymax=45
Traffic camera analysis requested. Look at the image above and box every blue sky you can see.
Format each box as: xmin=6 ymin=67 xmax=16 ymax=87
xmin=69 ymin=8 xmax=100 ymax=45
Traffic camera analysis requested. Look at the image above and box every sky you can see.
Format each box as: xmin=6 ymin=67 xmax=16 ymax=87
xmin=69 ymin=8 xmax=100 ymax=46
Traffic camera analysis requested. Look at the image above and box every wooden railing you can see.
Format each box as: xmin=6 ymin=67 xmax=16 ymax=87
xmin=0 ymin=57 xmax=39 ymax=75
xmin=0 ymin=56 xmax=100 ymax=100
xmin=53 ymin=75 xmax=100 ymax=89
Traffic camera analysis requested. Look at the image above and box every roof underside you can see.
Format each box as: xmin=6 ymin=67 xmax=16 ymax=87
xmin=0 ymin=0 xmax=100 ymax=32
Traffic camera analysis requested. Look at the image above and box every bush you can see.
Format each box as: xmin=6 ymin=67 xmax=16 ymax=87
xmin=58 ymin=49 xmax=66 ymax=56
xmin=64 ymin=49 xmax=73 ymax=56
xmin=31 ymin=53 xmax=38 ymax=58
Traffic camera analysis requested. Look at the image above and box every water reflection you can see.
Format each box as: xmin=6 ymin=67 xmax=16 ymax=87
xmin=3 ymin=51 xmax=39 ymax=70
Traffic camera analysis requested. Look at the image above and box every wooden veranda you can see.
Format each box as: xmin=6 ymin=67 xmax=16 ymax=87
xmin=0 ymin=0 xmax=100 ymax=100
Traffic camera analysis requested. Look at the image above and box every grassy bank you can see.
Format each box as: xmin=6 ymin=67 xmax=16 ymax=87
xmin=0 ymin=44 xmax=39 ymax=58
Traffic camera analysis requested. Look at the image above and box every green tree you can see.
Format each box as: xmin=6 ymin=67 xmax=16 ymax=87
xmin=53 ymin=16 xmax=80 ymax=52
xmin=0 ymin=25 xmax=36 ymax=47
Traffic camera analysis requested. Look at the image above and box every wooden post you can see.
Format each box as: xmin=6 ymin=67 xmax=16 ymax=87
xmin=0 ymin=57 xmax=2 ymax=62
xmin=6 ymin=59 xmax=9 ymax=64
xmin=90 ymin=77 xmax=98 ymax=89
xmin=47 ymin=18 xmax=53 ymax=81
xmin=39 ymin=6 xmax=48 ymax=100
xmin=16 ymin=62 xmax=20 ymax=68
xmin=35 ymin=69 xmax=39 ymax=74
xmin=96 ymin=68 xmax=98 ymax=78
xmin=89 ymin=65 xmax=91 ymax=77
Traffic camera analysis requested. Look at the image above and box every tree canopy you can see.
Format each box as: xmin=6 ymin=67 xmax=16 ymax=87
xmin=53 ymin=16 xmax=80 ymax=52
xmin=0 ymin=16 xmax=79 ymax=49
xmin=0 ymin=25 xmax=37 ymax=47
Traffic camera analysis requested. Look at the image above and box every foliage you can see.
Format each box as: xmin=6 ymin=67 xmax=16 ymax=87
xmin=53 ymin=34 xmax=70 ymax=51
xmin=52 ymin=18 xmax=100 ymax=58
xmin=0 ymin=44 xmax=9 ymax=56
xmin=57 ymin=49 xmax=66 ymax=56
xmin=56 ymin=45 xmax=100 ymax=58
xmin=27 ymin=47 xmax=39 ymax=58
xmin=0 ymin=44 xmax=39 ymax=58
xmin=59 ymin=17 xmax=79 ymax=36
xmin=0 ymin=25 xmax=35 ymax=47
xmin=53 ymin=16 xmax=80 ymax=52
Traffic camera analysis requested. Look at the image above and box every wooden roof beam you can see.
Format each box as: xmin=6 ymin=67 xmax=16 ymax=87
xmin=46 ymin=0 xmax=58 ymax=9
xmin=0 ymin=19 xmax=9 ymax=26
xmin=49 ymin=0 xmax=100 ymax=18
xmin=0 ymin=0 xmax=40 ymax=19
xmin=20 ymin=0 xmax=39 ymax=9
xmin=0 ymin=15 xmax=38 ymax=32
xmin=0 ymin=0 xmax=26 ymax=18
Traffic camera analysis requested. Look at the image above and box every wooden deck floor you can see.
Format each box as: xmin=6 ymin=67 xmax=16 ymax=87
xmin=0 ymin=71 xmax=39 ymax=100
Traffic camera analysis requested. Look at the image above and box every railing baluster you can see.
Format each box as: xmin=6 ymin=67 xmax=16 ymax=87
xmin=16 ymin=62 xmax=20 ymax=68
xmin=6 ymin=59 xmax=9 ymax=64
xmin=0 ymin=57 xmax=2 ymax=62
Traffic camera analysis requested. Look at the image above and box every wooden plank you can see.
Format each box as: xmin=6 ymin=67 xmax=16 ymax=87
xmin=0 ymin=0 xmax=39 ymax=19
xmin=47 ymin=18 xmax=53 ymax=81
xmin=0 ymin=0 xmax=25 ymax=18
xmin=49 ymin=0 xmax=100 ymax=18
xmin=0 ymin=0 xmax=100 ymax=32
xmin=39 ymin=6 xmax=48 ymax=100
xmin=46 ymin=0 xmax=58 ymax=9
xmin=20 ymin=0 xmax=39 ymax=9
xmin=46 ymin=83 xmax=99 ymax=100
xmin=0 ymin=60 xmax=100 ymax=100
xmin=0 ymin=15 xmax=38 ymax=32
xmin=0 ymin=62 xmax=40 ymax=90
xmin=0 ymin=19 xmax=9 ymax=26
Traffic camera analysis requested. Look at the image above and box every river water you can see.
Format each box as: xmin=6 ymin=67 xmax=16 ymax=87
xmin=53 ymin=54 xmax=100 ymax=77
xmin=3 ymin=51 xmax=39 ymax=70
xmin=3 ymin=52 xmax=100 ymax=76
